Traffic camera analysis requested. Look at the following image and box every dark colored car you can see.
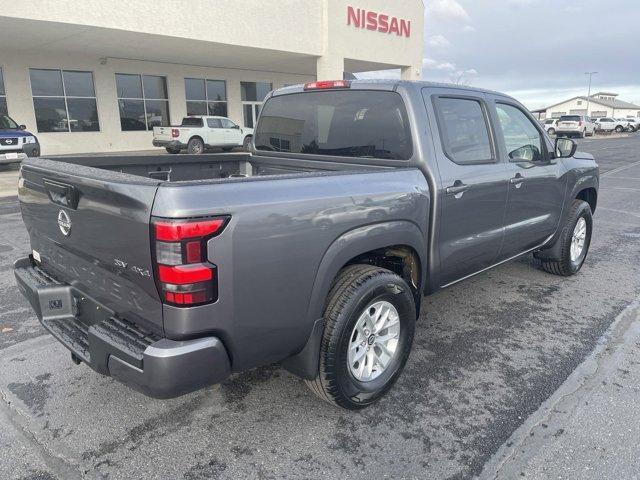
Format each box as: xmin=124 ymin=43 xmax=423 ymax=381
xmin=0 ymin=114 xmax=40 ymax=164
xmin=14 ymin=80 xmax=598 ymax=409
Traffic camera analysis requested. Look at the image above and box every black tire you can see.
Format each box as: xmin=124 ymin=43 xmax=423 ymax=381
xmin=548 ymin=128 xmax=555 ymax=136
xmin=535 ymin=199 xmax=592 ymax=276
xmin=242 ymin=135 xmax=253 ymax=152
xmin=187 ymin=137 xmax=204 ymax=154
xmin=165 ymin=147 xmax=180 ymax=154
xmin=305 ymin=264 xmax=416 ymax=410
xmin=615 ymin=125 xmax=624 ymax=133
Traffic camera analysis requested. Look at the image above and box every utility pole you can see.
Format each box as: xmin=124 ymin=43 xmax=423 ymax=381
xmin=584 ymin=72 xmax=598 ymax=116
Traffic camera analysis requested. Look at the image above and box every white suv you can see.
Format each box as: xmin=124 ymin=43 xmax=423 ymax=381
xmin=555 ymin=115 xmax=596 ymax=138
xmin=541 ymin=118 xmax=558 ymax=135
xmin=594 ymin=117 xmax=627 ymax=133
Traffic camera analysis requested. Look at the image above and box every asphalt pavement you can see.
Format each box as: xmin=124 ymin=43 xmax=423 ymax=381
xmin=0 ymin=136 xmax=639 ymax=479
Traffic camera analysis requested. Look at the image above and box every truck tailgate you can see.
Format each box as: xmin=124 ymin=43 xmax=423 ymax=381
xmin=18 ymin=159 xmax=164 ymax=334
xmin=153 ymin=126 xmax=173 ymax=141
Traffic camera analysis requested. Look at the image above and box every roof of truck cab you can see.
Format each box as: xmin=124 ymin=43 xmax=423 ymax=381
xmin=272 ymin=79 xmax=513 ymax=100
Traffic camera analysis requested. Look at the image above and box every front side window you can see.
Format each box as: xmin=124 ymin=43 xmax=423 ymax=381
xmin=185 ymin=78 xmax=227 ymax=117
xmin=255 ymin=90 xmax=412 ymax=160
xmin=29 ymin=69 xmax=100 ymax=133
xmin=495 ymin=103 xmax=544 ymax=162
xmin=221 ymin=118 xmax=237 ymax=129
xmin=0 ymin=68 xmax=7 ymax=116
xmin=433 ymin=97 xmax=493 ymax=164
xmin=116 ymin=74 xmax=170 ymax=131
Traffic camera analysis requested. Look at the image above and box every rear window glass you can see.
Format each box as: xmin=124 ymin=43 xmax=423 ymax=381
xmin=181 ymin=117 xmax=203 ymax=127
xmin=559 ymin=115 xmax=581 ymax=122
xmin=254 ymin=90 xmax=412 ymax=160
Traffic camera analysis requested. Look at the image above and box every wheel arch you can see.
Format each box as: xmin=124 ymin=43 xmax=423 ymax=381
xmin=576 ymin=186 xmax=597 ymax=213
xmin=281 ymin=221 xmax=426 ymax=380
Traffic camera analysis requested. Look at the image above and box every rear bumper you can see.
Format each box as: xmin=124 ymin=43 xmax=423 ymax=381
xmin=14 ymin=256 xmax=231 ymax=399
xmin=152 ymin=139 xmax=185 ymax=149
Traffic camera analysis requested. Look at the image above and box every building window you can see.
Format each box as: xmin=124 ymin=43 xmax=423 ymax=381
xmin=29 ymin=69 xmax=100 ymax=133
xmin=185 ymin=78 xmax=227 ymax=117
xmin=0 ymin=68 xmax=7 ymax=116
xmin=240 ymin=81 xmax=272 ymax=128
xmin=577 ymin=100 xmax=582 ymax=106
xmin=116 ymin=74 xmax=170 ymax=131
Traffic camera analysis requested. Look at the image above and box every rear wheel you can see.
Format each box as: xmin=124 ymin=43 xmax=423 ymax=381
xmin=615 ymin=125 xmax=624 ymax=133
xmin=535 ymin=199 xmax=592 ymax=276
xmin=187 ymin=137 xmax=204 ymax=154
xmin=548 ymin=128 xmax=556 ymax=135
xmin=305 ymin=265 xmax=416 ymax=410
xmin=242 ymin=136 xmax=253 ymax=152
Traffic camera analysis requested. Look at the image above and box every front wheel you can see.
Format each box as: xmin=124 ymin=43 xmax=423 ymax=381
xmin=242 ymin=135 xmax=253 ymax=152
xmin=615 ymin=125 xmax=624 ymax=133
xmin=547 ymin=128 xmax=556 ymax=136
xmin=535 ymin=199 xmax=592 ymax=276
xmin=305 ymin=265 xmax=416 ymax=410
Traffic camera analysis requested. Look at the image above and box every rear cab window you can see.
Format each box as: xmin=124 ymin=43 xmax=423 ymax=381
xmin=254 ymin=90 xmax=412 ymax=160
xmin=558 ymin=115 xmax=581 ymax=122
xmin=181 ymin=117 xmax=204 ymax=127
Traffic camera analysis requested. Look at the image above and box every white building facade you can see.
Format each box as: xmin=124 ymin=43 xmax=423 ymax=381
xmin=534 ymin=92 xmax=640 ymax=120
xmin=0 ymin=0 xmax=424 ymax=155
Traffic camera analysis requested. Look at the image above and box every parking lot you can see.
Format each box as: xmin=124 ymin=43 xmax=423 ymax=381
xmin=0 ymin=135 xmax=639 ymax=479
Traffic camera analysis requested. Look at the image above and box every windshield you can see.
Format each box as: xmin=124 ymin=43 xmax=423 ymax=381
xmin=0 ymin=115 xmax=19 ymax=130
xmin=254 ymin=90 xmax=412 ymax=160
xmin=559 ymin=115 xmax=581 ymax=122
xmin=181 ymin=117 xmax=204 ymax=127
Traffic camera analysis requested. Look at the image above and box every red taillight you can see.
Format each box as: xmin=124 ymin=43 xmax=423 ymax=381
xmin=154 ymin=218 xmax=225 ymax=241
xmin=171 ymin=128 xmax=180 ymax=138
xmin=303 ymin=80 xmax=351 ymax=90
xmin=152 ymin=216 xmax=229 ymax=307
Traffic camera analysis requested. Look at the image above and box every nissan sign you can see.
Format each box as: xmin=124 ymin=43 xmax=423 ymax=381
xmin=347 ymin=5 xmax=411 ymax=38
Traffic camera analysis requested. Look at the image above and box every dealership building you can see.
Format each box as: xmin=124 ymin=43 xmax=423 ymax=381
xmin=0 ymin=0 xmax=424 ymax=155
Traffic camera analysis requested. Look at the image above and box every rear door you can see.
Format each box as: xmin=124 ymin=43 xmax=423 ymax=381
xmin=423 ymin=88 xmax=510 ymax=287
xmin=206 ymin=118 xmax=225 ymax=145
xmin=18 ymin=161 xmax=164 ymax=334
xmin=488 ymin=98 xmax=566 ymax=258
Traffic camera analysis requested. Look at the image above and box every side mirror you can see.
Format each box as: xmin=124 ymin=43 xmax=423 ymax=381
xmin=554 ymin=137 xmax=577 ymax=158
xmin=19 ymin=124 xmax=26 ymax=130
xmin=233 ymin=125 xmax=240 ymax=129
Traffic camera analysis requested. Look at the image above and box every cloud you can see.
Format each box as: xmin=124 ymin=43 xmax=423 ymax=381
xmin=422 ymin=58 xmax=438 ymax=68
xmin=462 ymin=25 xmax=476 ymax=33
xmin=427 ymin=34 xmax=451 ymax=48
xmin=426 ymin=0 xmax=470 ymax=22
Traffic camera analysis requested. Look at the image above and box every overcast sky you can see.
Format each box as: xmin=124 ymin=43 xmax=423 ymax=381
xmin=362 ymin=0 xmax=640 ymax=109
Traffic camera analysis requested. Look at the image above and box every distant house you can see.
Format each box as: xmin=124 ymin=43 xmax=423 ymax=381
xmin=531 ymin=92 xmax=640 ymax=120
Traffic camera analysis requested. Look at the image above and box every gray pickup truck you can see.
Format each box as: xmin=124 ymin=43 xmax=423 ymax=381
xmin=14 ymin=80 xmax=598 ymax=410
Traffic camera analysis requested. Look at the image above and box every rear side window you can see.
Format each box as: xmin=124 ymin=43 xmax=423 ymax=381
xmin=559 ymin=115 xmax=581 ymax=122
xmin=181 ymin=117 xmax=203 ymax=127
xmin=207 ymin=118 xmax=222 ymax=128
xmin=254 ymin=90 xmax=412 ymax=160
xmin=433 ymin=97 xmax=493 ymax=164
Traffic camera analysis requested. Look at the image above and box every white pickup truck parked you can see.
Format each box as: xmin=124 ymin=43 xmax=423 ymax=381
xmin=153 ymin=116 xmax=253 ymax=154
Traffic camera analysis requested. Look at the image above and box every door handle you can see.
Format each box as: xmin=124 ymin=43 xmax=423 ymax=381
xmin=445 ymin=181 xmax=469 ymax=196
xmin=509 ymin=174 xmax=525 ymax=187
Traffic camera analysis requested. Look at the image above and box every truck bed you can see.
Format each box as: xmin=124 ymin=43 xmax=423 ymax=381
xmin=43 ymin=152 xmax=367 ymax=183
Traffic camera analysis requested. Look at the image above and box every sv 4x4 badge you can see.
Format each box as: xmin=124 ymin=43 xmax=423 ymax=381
xmin=114 ymin=259 xmax=151 ymax=277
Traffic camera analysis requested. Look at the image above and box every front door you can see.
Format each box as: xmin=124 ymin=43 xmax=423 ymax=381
xmin=221 ymin=118 xmax=242 ymax=145
xmin=424 ymin=89 xmax=510 ymax=287
xmin=489 ymin=100 xmax=566 ymax=259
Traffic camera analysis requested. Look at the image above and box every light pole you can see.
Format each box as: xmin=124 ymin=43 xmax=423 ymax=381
xmin=584 ymin=71 xmax=598 ymax=116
